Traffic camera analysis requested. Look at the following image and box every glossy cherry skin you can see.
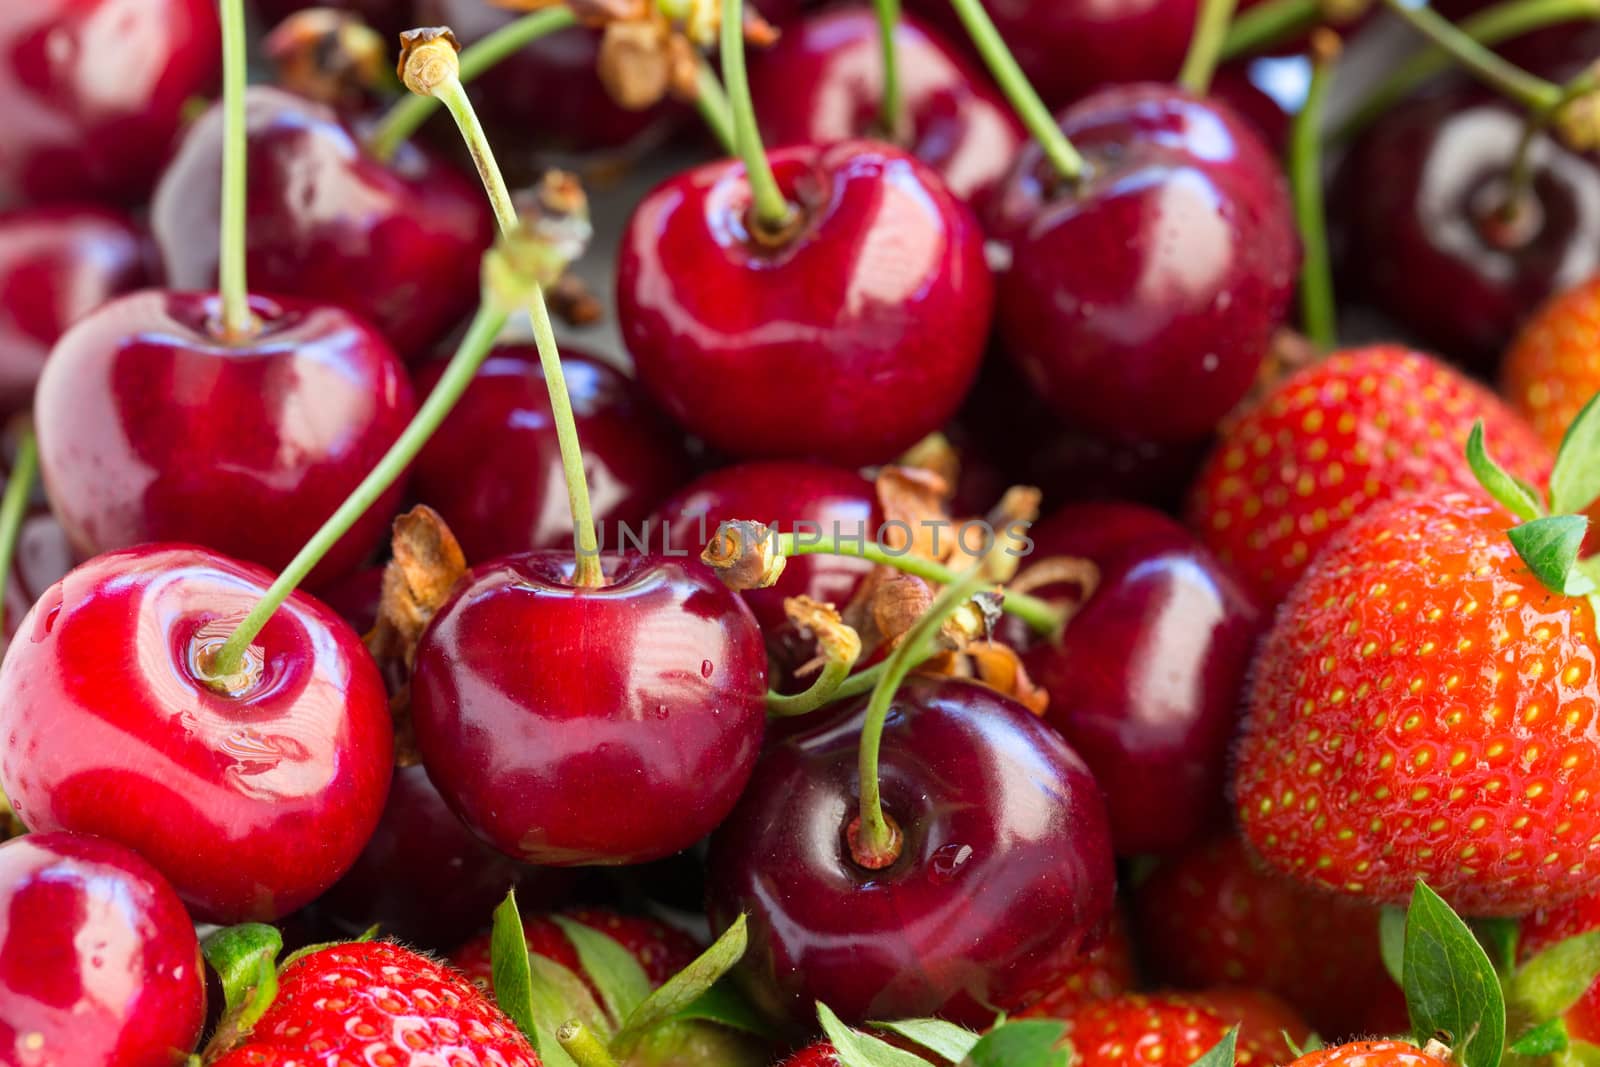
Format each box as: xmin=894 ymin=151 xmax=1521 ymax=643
xmin=412 ymin=553 xmax=768 ymax=866
xmin=1336 ymin=86 xmax=1600 ymax=372
xmin=0 ymin=832 xmax=205 ymax=1066
xmin=909 ymin=0 xmax=1196 ymax=107
xmin=35 ymin=290 xmax=415 ymax=586
xmin=706 ymin=677 xmax=1117 ymax=1028
xmin=990 ymin=84 xmax=1297 ymax=445
xmin=619 ymin=140 xmax=992 ymax=467
xmin=413 ymin=346 xmax=690 ymax=564
xmin=0 ymin=0 xmax=220 ymax=207
xmin=1001 ymin=502 xmax=1262 ymax=855
xmin=317 ymin=764 xmax=575 ymax=950
xmin=0 ymin=545 xmax=394 ymax=923
xmin=152 ymin=87 xmax=492 ymax=361
xmin=750 ymin=9 xmax=1023 ymax=217
xmin=0 ymin=205 xmax=148 ymax=413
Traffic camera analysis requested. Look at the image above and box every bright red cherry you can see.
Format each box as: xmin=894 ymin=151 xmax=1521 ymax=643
xmin=0 ymin=545 xmax=393 ymax=923
xmin=618 ymin=140 xmax=992 ymax=467
xmin=0 ymin=832 xmax=206 ymax=1066
xmin=1001 ymin=502 xmax=1262 ymax=855
xmin=151 ymin=87 xmax=493 ymax=361
xmin=411 ymin=553 xmax=768 ymax=866
xmin=35 ymin=291 xmax=415 ymax=585
xmin=908 ymin=0 xmax=1198 ymax=107
xmin=412 ymin=345 xmax=690 ymax=563
xmin=0 ymin=205 xmax=149 ymax=414
xmin=749 ymin=9 xmax=1024 ymax=216
xmin=648 ymin=461 xmax=879 ymax=648
xmin=0 ymin=0 xmax=221 ymax=206
xmin=706 ymin=677 xmax=1116 ymax=1027
xmin=989 ymin=84 xmax=1297 ymax=444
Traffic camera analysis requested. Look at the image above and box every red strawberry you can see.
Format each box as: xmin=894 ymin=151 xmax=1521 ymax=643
xmin=1285 ymin=1041 xmax=1452 ymax=1067
xmin=210 ymin=941 xmax=539 ymax=1067
xmin=1520 ymin=891 xmax=1600 ymax=1044
xmin=1018 ymin=910 xmax=1138 ymax=1018
xmin=1233 ymin=490 xmax=1600 ymax=914
xmin=1503 ymin=275 xmax=1600 ymax=453
xmin=1188 ymin=345 xmax=1550 ymax=605
xmin=777 ymin=1043 xmax=842 ymax=1067
xmin=1026 ymin=989 xmax=1309 ymax=1067
xmin=1132 ymin=835 xmax=1405 ymax=1038
xmin=451 ymin=907 xmax=701 ymax=998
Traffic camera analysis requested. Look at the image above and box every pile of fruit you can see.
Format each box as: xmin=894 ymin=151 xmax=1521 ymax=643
xmin=13 ymin=0 xmax=1600 ymax=1064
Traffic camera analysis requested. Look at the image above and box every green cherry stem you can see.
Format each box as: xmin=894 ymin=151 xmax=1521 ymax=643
xmin=851 ymin=558 xmax=994 ymax=867
xmin=1379 ymin=0 xmax=1562 ymax=112
xmin=366 ymin=7 xmax=579 ymax=162
xmin=874 ymin=0 xmax=906 ymax=135
xmin=1178 ymin=0 xmax=1242 ymax=95
xmin=1219 ymin=0 xmax=1319 ymax=59
xmin=1339 ymin=0 xmax=1600 ymax=138
xmin=206 ymin=294 xmax=512 ymax=681
xmin=766 ymin=658 xmax=855 ymax=716
xmin=557 ymin=1021 xmax=622 ymax=1067
xmin=945 ymin=0 xmax=1085 ymax=182
xmin=723 ymin=0 xmax=794 ymax=232
xmin=218 ymin=0 xmax=256 ymax=342
xmin=695 ymin=57 xmax=737 ymax=156
xmin=402 ymin=32 xmax=605 ymax=587
xmin=1291 ymin=31 xmax=1339 ymax=349
xmin=0 ymin=426 xmax=38 ymax=633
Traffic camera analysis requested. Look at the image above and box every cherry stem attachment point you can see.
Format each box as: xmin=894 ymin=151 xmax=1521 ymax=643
xmin=407 ymin=30 xmax=604 ymax=587
xmin=1291 ymin=31 xmax=1339 ymax=349
xmin=205 ymin=297 xmax=512 ymax=682
xmin=367 ymin=7 xmax=578 ymax=161
xmin=557 ymin=1021 xmax=622 ymax=1067
xmin=1220 ymin=0 xmax=1319 ymax=59
xmin=695 ymin=57 xmax=737 ymax=157
xmin=1379 ymin=0 xmax=1562 ymax=113
xmin=218 ymin=0 xmax=258 ymax=342
xmin=0 ymin=426 xmax=38 ymax=640
xmin=874 ymin=0 xmax=906 ymax=136
xmin=722 ymin=0 xmax=794 ymax=233
xmin=945 ymin=0 xmax=1084 ymax=182
xmin=1179 ymin=0 xmax=1241 ymax=95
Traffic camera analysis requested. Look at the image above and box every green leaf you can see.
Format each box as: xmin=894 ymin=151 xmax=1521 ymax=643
xmin=614 ymin=914 xmax=749 ymax=1047
xmin=1512 ymin=1019 xmax=1571 ymax=1056
xmin=872 ymin=1018 xmax=982 ymax=1062
xmin=1403 ymin=881 xmax=1507 ymax=1067
xmin=1469 ymin=420 xmax=1546 ymax=521
xmin=667 ymin=979 xmax=774 ymax=1037
xmin=1188 ymin=1030 xmax=1239 ymax=1067
xmin=550 ymin=915 xmax=654 ymax=1027
xmin=962 ymin=1019 xmax=1071 ymax=1067
xmin=817 ymin=1003 xmax=933 ymax=1067
xmin=490 ymin=890 xmax=584 ymax=1067
xmin=527 ymin=955 xmax=610 ymax=1067
xmin=1471 ymin=918 xmax=1521 ymax=977
xmin=202 ymin=923 xmax=283 ymax=1035
xmin=1550 ymin=391 xmax=1600 ymax=514
xmin=1557 ymin=1039 xmax=1600 ymax=1067
xmin=1382 ymin=906 xmax=1408 ymax=987
xmin=1509 ymin=929 xmax=1600 ymax=1020
xmin=1507 ymin=515 xmax=1595 ymax=597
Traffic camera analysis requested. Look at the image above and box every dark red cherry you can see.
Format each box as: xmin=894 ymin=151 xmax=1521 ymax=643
xmin=0 ymin=0 xmax=220 ymax=206
xmin=317 ymin=764 xmax=575 ymax=950
xmin=1336 ymin=85 xmax=1600 ymax=372
xmin=35 ymin=290 xmax=415 ymax=587
xmin=0 ymin=832 xmax=206 ymax=1065
xmin=989 ymin=84 xmax=1297 ymax=445
xmin=254 ymin=0 xmax=417 ymax=37
xmin=0 ymin=545 xmax=394 ymax=923
xmin=1211 ymin=58 xmax=1302 ymax=153
xmin=908 ymin=0 xmax=1197 ymax=107
xmin=706 ymin=677 xmax=1116 ymax=1028
xmin=1000 ymin=502 xmax=1262 ymax=855
xmin=411 ymin=553 xmax=767 ymax=866
xmin=151 ymin=87 xmax=492 ymax=361
xmin=0 ymin=205 xmax=149 ymax=414
xmin=412 ymin=345 xmax=690 ymax=563
xmin=313 ymin=565 xmax=383 ymax=636
xmin=749 ymin=9 xmax=1024 ymax=216
xmin=618 ymin=140 xmax=992 ymax=467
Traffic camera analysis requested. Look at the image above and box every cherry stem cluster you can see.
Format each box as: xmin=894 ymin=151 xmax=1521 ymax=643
xmin=0 ymin=427 xmax=38 ymax=629
xmin=1291 ymin=32 xmax=1339 ymax=349
xmin=1379 ymin=0 xmax=1563 ymax=112
xmin=218 ymin=0 xmax=256 ymax=341
xmin=874 ymin=0 xmax=906 ymax=136
xmin=421 ymin=41 xmax=605 ymax=587
xmin=207 ymin=300 xmax=511 ymax=679
xmin=367 ymin=7 xmax=579 ymax=162
xmin=723 ymin=0 xmax=794 ymax=231
xmin=767 ymin=656 xmax=857 ymax=717
xmin=945 ymin=0 xmax=1085 ymax=182
xmin=695 ymin=58 xmax=737 ymax=156
xmin=1179 ymin=0 xmax=1241 ymax=95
